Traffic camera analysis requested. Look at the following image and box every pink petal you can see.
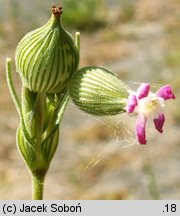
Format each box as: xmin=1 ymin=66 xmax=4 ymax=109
xmin=126 ymin=94 xmax=137 ymax=113
xmin=137 ymin=83 xmax=150 ymax=99
xmin=156 ymin=85 xmax=175 ymax=100
xmin=153 ymin=113 xmax=165 ymax=133
xmin=136 ymin=115 xmax=147 ymax=145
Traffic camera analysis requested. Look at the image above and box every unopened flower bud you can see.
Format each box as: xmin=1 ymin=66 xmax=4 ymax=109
xmin=69 ymin=66 xmax=129 ymax=115
xmin=16 ymin=6 xmax=79 ymax=93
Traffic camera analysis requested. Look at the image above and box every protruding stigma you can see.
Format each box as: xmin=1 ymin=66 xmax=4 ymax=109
xmin=52 ymin=5 xmax=63 ymax=16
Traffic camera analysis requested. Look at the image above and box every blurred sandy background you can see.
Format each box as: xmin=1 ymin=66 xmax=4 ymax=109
xmin=0 ymin=0 xmax=180 ymax=199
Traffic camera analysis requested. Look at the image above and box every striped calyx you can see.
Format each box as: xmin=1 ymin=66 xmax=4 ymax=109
xmin=69 ymin=66 xmax=129 ymax=115
xmin=15 ymin=6 xmax=79 ymax=93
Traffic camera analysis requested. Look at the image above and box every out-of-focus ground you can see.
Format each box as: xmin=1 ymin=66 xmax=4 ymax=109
xmin=0 ymin=0 xmax=180 ymax=199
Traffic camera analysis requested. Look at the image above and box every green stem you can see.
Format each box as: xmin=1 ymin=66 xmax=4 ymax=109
xmin=75 ymin=32 xmax=80 ymax=53
xmin=6 ymin=58 xmax=21 ymax=115
xmin=32 ymin=171 xmax=45 ymax=200
xmin=35 ymin=93 xmax=45 ymax=152
xmin=143 ymin=161 xmax=160 ymax=200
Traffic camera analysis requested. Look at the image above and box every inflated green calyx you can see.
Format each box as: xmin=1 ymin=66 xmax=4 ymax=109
xmin=16 ymin=5 xmax=79 ymax=93
xmin=69 ymin=66 xmax=129 ymax=115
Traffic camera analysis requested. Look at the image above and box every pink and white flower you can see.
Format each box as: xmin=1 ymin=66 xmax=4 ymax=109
xmin=126 ymin=83 xmax=175 ymax=145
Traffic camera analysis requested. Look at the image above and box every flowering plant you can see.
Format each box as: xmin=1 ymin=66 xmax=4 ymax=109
xmin=6 ymin=5 xmax=175 ymax=199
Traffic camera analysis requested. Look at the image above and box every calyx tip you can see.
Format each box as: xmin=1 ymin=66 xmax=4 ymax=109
xmin=52 ymin=5 xmax=63 ymax=16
